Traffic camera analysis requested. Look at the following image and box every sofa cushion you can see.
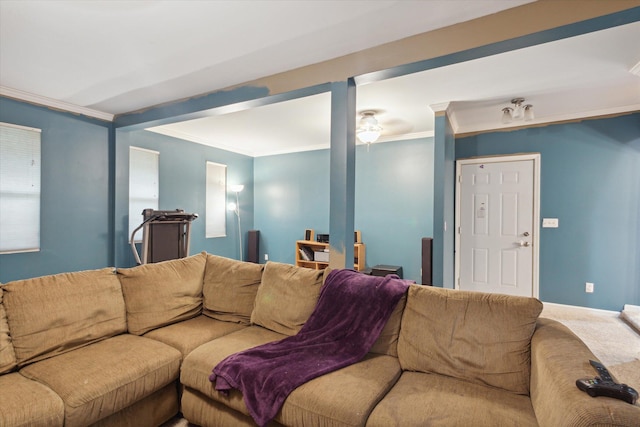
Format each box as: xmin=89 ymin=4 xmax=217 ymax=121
xmin=143 ymin=314 xmax=246 ymax=358
xmin=19 ymin=334 xmax=181 ymax=427
xmin=250 ymin=262 xmax=324 ymax=336
xmin=117 ymin=252 xmax=206 ymax=335
xmin=370 ymin=293 xmax=406 ymax=357
xmin=3 ymin=268 xmax=126 ymax=366
xmin=366 ymin=371 xmax=538 ymax=427
xmin=182 ymin=324 xmax=401 ymax=427
xmin=181 ymin=389 xmax=259 ymax=427
xmin=0 ymin=372 xmax=65 ymax=427
xmin=90 ymin=383 xmax=178 ymax=427
xmin=181 ymin=325 xmax=286 ymax=403
xmin=0 ymin=286 xmax=17 ymax=374
xmin=203 ymin=254 xmax=264 ymax=325
xmin=398 ymin=285 xmax=543 ymax=395
xmin=275 ymin=353 xmax=401 ymax=427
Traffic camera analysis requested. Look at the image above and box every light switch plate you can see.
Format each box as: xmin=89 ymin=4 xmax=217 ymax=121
xmin=542 ymin=218 xmax=559 ymax=228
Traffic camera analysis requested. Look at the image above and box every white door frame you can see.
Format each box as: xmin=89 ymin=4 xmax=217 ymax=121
xmin=454 ymin=153 xmax=541 ymax=298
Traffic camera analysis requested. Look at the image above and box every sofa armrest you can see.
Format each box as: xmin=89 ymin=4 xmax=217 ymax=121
xmin=530 ymin=318 xmax=640 ymax=426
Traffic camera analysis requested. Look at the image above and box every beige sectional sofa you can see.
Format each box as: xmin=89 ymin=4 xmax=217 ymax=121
xmin=1 ymin=252 xmax=638 ymax=426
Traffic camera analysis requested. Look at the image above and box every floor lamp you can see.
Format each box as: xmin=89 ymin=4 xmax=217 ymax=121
xmin=229 ymin=184 xmax=244 ymax=261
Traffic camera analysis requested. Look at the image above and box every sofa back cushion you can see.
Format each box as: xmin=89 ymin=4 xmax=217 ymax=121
xmin=203 ymin=254 xmax=264 ymax=325
xmin=251 ymin=262 xmax=325 ymax=336
xmin=0 ymin=286 xmax=17 ymax=373
xmin=398 ymin=285 xmax=543 ymax=395
xmin=369 ymin=293 xmax=406 ymax=357
xmin=117 ymin=252 xmax=206 ymax=335
xmin=2 ymin=268 xmax=126 ymax=367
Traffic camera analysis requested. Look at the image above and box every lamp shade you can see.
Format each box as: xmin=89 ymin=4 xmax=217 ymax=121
xmin=501 ymin=107 xmax=513 ymax=124
xmin=229 ymin=184 xmax=244 ymax=193
xmin=524 ymin=104 xmax=534 ymax=121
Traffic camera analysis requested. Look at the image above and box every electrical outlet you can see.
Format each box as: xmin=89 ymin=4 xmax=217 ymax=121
xmin=585 ymin=282 xmax=594 ymax=293
xmin=264 ymin=254 xmax=269 ymax=261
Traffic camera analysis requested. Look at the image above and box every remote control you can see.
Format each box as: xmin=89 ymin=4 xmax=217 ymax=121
xmin=575 ymin=360 xmax=639 ymax=405
xmin=589 ymin=359 xmax=615 ymax=383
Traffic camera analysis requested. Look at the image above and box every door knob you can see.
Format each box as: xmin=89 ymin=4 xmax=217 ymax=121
xmin=523 ymin=232 xmax=530 ymax=237
xmin=518 ymin=240 xmax=531 ymax=247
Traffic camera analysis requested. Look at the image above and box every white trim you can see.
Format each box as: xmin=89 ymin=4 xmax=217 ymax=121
xmin=454 ymin=104 xmax=640 ymax=135
xmin=146 ymin=127 xmax=255 ymax=157
xmin=542 ymin=301 xmax=620 ymax=316
xmin=0 ymin=86 xmax=114 ymax=122
xmin=375 ymin=130 xmax=435 ymax=144
xmin=429 ymin=102 xmax=451 ymax=114
xmin=129 ymin=146 xmax=159 ymax=155
xmin=0 ymin=121 xmax=41 ymax=133
xmin=454 ymin=153 xmax=541 ymax=298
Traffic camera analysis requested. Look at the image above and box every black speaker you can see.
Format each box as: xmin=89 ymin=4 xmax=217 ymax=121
xmin=247 ymin=230 xmax=260 ymax=263
xmin=422 ymin=237 xmax=433 ymax=285
xmin=304 ymin=229 xmax=314 ymax=241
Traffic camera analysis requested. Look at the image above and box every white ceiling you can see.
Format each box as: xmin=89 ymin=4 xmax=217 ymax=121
xmin=1 ymin=1 xmax=639 ymax=157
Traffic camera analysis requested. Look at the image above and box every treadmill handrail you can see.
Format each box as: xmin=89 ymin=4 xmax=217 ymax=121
xmin=129 ymin=212 xmax=198 ymax=265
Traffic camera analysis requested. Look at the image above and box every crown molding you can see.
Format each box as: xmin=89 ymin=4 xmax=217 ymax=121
xmin=0 ymin=86 xmax=114 ymax=122
xmin=146 ymin=126 xmax=256 ymax=157
xmin=429 ymin=102 xmax=451 ymax=115
xmin=455 ymin=104 xmax=640 ymax=137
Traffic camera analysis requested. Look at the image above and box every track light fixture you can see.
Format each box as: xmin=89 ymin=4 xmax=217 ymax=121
xmin=501 ymin=98 xmax=534 ymax=124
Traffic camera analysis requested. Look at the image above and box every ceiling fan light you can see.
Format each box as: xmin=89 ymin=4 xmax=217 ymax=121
xmin=356 ymin=111 xmax=382 ymax=144
xmin=511 ymin=98 xmax=525 ymax=120
xmin=524 ymin=104 xmax=534 ymax=121
xmin=501 ymin=107 xmax=513 ymax=124
xmin=357 ymin=129 xmax=382 ymax=143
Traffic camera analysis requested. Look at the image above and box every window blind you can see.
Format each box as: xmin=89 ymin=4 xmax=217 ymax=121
xmin=0 ymin=122 xmax=41 ymax=253
xmin=206 ymin=161 xmax=227 ymax=238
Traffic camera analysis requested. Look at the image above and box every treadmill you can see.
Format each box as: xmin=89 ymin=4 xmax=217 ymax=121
xmin=130 ymin=208 xmax=198 ymax=265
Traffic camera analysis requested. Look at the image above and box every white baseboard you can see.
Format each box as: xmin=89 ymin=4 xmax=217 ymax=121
xmin=541 ymin=301 xmax=619 ymax=315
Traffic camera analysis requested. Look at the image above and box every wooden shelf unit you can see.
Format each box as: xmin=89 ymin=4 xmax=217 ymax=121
xmin=295 ymin=240 xmax=365 ymax=271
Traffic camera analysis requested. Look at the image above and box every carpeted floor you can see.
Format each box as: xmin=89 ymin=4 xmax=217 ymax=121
xmin=541 ymin=302 xmax=640 ymax=392
xmin=163 ymin=302 xmax=640 ymax=426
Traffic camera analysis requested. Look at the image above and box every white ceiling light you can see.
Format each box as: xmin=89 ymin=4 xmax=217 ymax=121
xmin=501 ymin=98 xmax=534 ymax=124
xmin=356 ymin=111 xmax=383 ymax=144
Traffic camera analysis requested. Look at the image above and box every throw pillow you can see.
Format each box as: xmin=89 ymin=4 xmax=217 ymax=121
xmin=398 ymin=285 xmax=543 ymax=395
xmin=0 ymin=286 xmax=17 ymax=374
xmin=203 ymin=254 xmax=264 ymax=324
xmin=3 ymin=268 xmax=126 ymax=366
xmin=251 ymin=262 xmax=325 ymax=336
xmin=117 ymin=252 xmax=206 ymax=335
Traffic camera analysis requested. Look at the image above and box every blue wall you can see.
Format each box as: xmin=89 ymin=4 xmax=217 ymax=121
xmin=355 ymin=139 xmax=434 ymax=282
xmin=254 ymin=138 xmax=434 ymax=283
xmin=3 ymin=93 xmax=636 ymax=312
xmin=456 ymin=113 xmax=640 ymax=310
xmin=114 ymin=129 xmax=254 ymax=267
xmin=254 ymin=149 xmax=330 ymax=265
xmin=0 ymin=97 xmax=111 ymax=282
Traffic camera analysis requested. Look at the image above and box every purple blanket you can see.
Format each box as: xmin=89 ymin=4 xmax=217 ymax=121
xmin=209 ymin=269 xmax=410 ymax=426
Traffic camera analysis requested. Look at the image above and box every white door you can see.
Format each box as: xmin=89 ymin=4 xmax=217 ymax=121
xmin=455 ymin=154 xmax=539 ymax=297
